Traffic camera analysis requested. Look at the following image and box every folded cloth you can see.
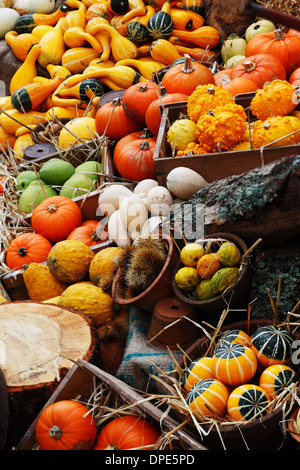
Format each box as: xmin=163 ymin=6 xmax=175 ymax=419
xmin=116 ymin=306 xmax=182 ymax=395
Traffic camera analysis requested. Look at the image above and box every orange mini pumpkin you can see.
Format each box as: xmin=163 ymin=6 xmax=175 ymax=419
xmin=183 ymin=357 xmax=214 ymax=392
xmin=259 ymin=364 xmax=298 ymax=400
xmin=212 ymin=342 xmax=257 ymax=386
xmin=186 ymin=378 xmax=229 ymax=417
xmin=93 ymin=415 xmax=161 ymax=450
xmin=35 ymin=400 xmax=97 ymax=450
xmin=227 ymin=384 xmax=271 ymax=422
xmin=196 ymin=253 xmax=220 ymax=279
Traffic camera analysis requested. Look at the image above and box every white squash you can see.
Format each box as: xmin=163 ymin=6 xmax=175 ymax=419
xmin=13 ymin=0 xmax=30 ymax=15
xmin=119 ymin=195 xmax=148 ymax=241
xmin=133 ymin=179 xmax=158 ymax=197
xmin=0 ymin=1 xmax=13 ymax=8
xmin=98 ymin=184 xmax=133 ymax=216
xmin=108 ymin=209 xmax=131 ymax=249
xmin=29 ymin=0 xmax=55 ymax=13
xmin=145 ymin=186 xmax=173 ymax=216
xmin=0 ymin=7 xmax=20 ymax=38
xmin=166 ymin=167 xmax=208 ymax=200
xmin=140 ymin=215 xmax=162 ymax=236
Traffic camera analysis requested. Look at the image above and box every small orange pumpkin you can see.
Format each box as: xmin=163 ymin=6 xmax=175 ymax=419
xmin=227 ymin=384 xmax=271 ymax=422
xmin=183 ymin=357 xmax=214 ymax=392
xmin=35 ymin=400 xmax=97 ymax=450
xmin=259 ymin=364 xmax=298 ymax=400
xmin=6 ymin=233 xmax=52 ymax=270
xmin=186 ymin=378 xmax=230 ymax=417
xmin=196 ymin=253 xmax=220 ymax=279
xmin=212 ymin=343 xmax=257 ymax=386
xmin=93 ymin=415 xmax=161 ymax=450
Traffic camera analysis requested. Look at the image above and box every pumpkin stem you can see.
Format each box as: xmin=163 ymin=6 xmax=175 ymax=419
xmin=105 ymin=444 xmax=120 ymax=450
xmin=141 ymin=128 xmax=154 ymax=138
xmin=139 ymin=141 xmax=150 ymax=150
xmin=91 ymin=230 xmax=100 ymax=241
xmin=274 ymin=29 xmax=283 ymax=41
xmin=160 ymin=86 xmax=168 ymax=97
xmin=17 ymin=247 xmax=28 ymax=257
xmin=112 ymin=97 xmax=122 ymax=107
xmin=49 ymin=425 xmax=62 ymax=440
xmin=47 ymin=204 xmax=59 ymax=213
xmin=207 ymin=86 xmax=216 ymax=95
xmin=181 ymin=54 xmax=194 ymax=74
xmin=244 ymin=60 xmax=256 ymax=72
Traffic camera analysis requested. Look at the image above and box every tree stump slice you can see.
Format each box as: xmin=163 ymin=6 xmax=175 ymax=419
xmin=0 ymin=301 xmax=99 ymax=448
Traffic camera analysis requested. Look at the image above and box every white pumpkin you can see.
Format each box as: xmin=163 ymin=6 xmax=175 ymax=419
xmin=166 ymin=167 xmax=208 ymax=200
xmin=0 ymin=7 xmax=19 ymax=38
xmin=145 ymin=186 xmax=173 ymax=216
xmin=107 ymin=209 xmax=131 ymax=249
xmin=119 ymin=195 xmax=148 ymax=241
xmin=98 ymin=184 xmax=133 ymax=216
xmin=29 ymin=0 xmax=55 ymax=13
xmin=133 ymin=179 xmax=158 ymax=198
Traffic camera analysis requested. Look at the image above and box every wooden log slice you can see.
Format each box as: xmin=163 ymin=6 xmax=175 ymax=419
xmin=0 ymin=301 xmax=99 ymax=448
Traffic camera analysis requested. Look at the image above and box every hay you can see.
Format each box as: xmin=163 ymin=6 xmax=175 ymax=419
xmin=259 ymin=0 xmax=300 ymax=18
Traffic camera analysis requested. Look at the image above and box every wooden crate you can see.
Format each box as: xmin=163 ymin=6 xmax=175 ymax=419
xmin=1 ymin=188 xmax=114 ymax=300
xmin=153 ymin=96 xmax=300 ymax=186
xmin=16 ymin=358 xmax=207 ymax=451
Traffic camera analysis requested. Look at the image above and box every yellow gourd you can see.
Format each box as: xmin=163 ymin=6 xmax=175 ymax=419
xmin=114 ymin=58 xmax=163 ymax=79
xmin=61 ymin=47 xmax=101 ymax=74
xmin=85 ymin=17 xmax=111 ymax=61
xmin=87 ymin=23 xmax=138 ymax=62
xmin=5 ymin=31 xmax=38 ymax=62
xmin=149 ymin=39 xmax=181 ymax=65
xmin=0 ymin=96 xmax=13 ymax=112
xmin=0 ymin=126 xmax=16 ymax=152
xmin=0 ymin=109 xmax=47 ymax=135
xmin=23 ymin=263 xmax=67 ymax=302
xmin=171 ymin=26 xmax=220 ymax=49
xmin=13 ymin=133 xmax=35 ymax=159
xmin=61 ymin=65 xmax=145 ymax=91
xmin=38 ymin=17 xmax=66 ymax=68
xmin=62 ymin=0 xmax=87 ymax=32
xmin=10 ymin=44 xmax=41 ymax=95
xmin=31 ymin=24 xmax=53 ymax=41
xmin=45 ymin=106 xmax=88 ymax=120
xmin=63 ymin=26 xmax=102 ymax=51
xmin=46 ymin=64 xmax=71 ymax=80
xmin=121 ymin=0 xmax=147 ymax=24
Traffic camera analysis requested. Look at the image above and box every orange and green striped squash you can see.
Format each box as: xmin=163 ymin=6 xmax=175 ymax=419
xmin=227 ymin=384 xmax=271 ymax=422
xmin=250 ymin=325 xmax=294 ymax=368
xmin=259 ymin=364 xmax=298 ymax=400
xmin=183 ymin=357 xmax=214 ymax=392
xmin=211 ymin=343 xmax=257 ymax=386
xmin=215 ymin=329 xmax=251 ymax=352
xmin=186 ymin=378 xmax=229 ymax=417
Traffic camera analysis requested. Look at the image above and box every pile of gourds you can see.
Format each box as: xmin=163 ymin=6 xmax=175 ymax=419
xmin=0 ymin=0 xmax=221 ymax=158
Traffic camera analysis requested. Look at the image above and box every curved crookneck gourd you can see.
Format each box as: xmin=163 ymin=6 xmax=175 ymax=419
xmin=9 ymin=44 xmax=41 ymax=95
xmin=62 ymin=0 xmax=87 ymax=32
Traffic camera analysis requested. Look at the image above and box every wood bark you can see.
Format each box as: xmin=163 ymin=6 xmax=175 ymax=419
xmin=169 ymin=155 xmax=300 ymax=247
xmin=0 ymin=301 xmax=99 ymax=448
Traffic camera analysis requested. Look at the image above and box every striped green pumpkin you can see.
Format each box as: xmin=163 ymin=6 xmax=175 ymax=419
xmin=250 ymin=325 xmax=294 ymax=368
xmin=79 ymin=79 xmax=104 ymax=102
xmin=11 ymin=88 xmax=32 ymax=112
xmin=146 ymin=11 xmax=173 ymax=40
xmin=127 ymin=22 xmax=150 ymax=44
xmin=14 ymin=5 xmax=68 ymax=34
xmin=227 ymin=384 xmax=271 ymax=421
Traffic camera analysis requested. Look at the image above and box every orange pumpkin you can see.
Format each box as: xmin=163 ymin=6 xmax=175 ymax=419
xmin=31 ymin=196 xmax=82 ymax=243
xmin=183 ymin=357 xmax=214 ymax=392
xmin=230 ymin=53 xmax=286 ymax=88
xmin=259 ymin=364 xmax=298 ymax=400
xmin=245 ymin=29 xmax=300 ymax=77
xmin=35 ymin=400 xmax=97 ymax=450
xmin=161 ymin=54 xmax=215 ymax=96
xmin=66 ymin=222 xmax=109 ymax=246
xmin=145 ymin=88 xmax=188 ymax=135
xmin=186 ymin=378 xmax=230 ymax=417
xmin=93 ymin=415 xmax=161 ymax=450
xmin=227 ymin=384 xmax=271 ymax=422
xmin=215 ymin=329 xmax=251 ymax=351
xmin=221 ymin=76 xmax=258 ymax=96
xmin=122 ymin=81 xmax=161 ymax=125
xmin=211 ymin=343 xmax=257 ymax=386
xmin=5 ymin=233 xmax=52 ymax=270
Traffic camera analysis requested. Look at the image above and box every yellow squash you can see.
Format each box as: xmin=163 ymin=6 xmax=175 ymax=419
xmin=10 ymin=44 xmax=41 ymax=95
xmin=62 ymin=0 xmax=87 ymax=32
xmin=5 ymin=31 xmax=38 ymax=61
xmin=38 ymin=17 xmax=66 ymax=68
xmin=61 ymin=47 xmax=101 ymax=74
